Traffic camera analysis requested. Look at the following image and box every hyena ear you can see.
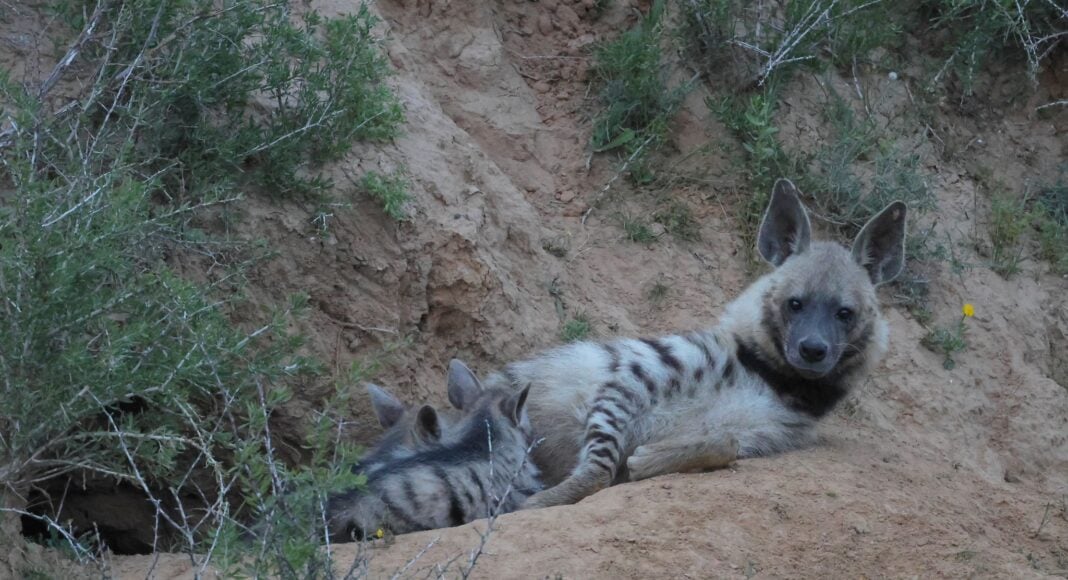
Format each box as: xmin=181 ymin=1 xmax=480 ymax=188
xmin=852 ymin=201 xmax=907 ymax=286
xmin=757 ymin=178 xmax=812 ymax=266
xmin=367 ymin=384 xmax=405 ymax=428
xmin=499 ymin=384 xmax=532 ymax=427
xmin=447 ymin=359 xmax=483 ymax=410
xmin=413 ymin=405 xmax=442 ymax=442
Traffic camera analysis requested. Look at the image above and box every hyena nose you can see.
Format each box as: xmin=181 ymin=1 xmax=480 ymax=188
xmin=799 ymin=339 xmax=828 ymax=363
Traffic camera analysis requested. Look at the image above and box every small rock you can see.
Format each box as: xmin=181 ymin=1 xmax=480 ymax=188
xmin=537 ymin=13 xmax=554 ymax=35
xmin=648 ymin=222 xmax=667 ymax=237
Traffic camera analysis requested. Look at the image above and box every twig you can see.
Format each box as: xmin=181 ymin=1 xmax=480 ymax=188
xmin=1036 ymin=99 xmax=1068 ymax=112
xmin=581 ymin=133 xmax=657 ymax=225
xmin=37 ymin=0 xmax=110 ymax=99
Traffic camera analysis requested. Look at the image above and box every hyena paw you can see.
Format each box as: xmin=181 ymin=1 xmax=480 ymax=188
xmin=626 ymin=445 xmax=659 ymax=481
xmin=520 ymin=490 xmax=554 ymax=510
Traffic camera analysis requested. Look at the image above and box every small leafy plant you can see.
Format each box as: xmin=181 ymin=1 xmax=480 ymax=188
xmin=362 ymin=170 xmax=411 ymax=220
xmin=922 ymin=303 xmax=975 ymax=370
xmin=561 ymin=314 xmax=593 ymax=343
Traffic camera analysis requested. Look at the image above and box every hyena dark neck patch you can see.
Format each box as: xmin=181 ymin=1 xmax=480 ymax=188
xmin=735 ymin=339 xmax=848 ymax=418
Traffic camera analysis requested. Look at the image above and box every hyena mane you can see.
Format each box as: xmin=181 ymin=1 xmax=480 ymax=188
xmin=481 ymin=178 xmax=907 ymax=508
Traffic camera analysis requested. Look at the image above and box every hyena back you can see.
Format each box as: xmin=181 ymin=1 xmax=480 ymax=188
xmin=483 ymin=179 xmax=906 ymax=508
xmin=327 ymin=360 xmax=542 ymax=541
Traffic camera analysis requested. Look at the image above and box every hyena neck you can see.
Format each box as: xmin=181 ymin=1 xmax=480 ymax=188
xmin=734 ymin=338 xmax=850 ymax=418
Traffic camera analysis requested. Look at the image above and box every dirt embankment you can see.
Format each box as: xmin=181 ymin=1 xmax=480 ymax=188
xmin=5 ymin=0 xmax=1068 ymax=577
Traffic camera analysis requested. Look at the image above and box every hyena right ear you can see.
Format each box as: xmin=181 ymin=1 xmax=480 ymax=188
xmin=367 ymin=384 xmax=405 ymax=428
xmin=499 ymin=384 xmax=532 ymax=427
xmin=852 ymin=200 xmax=907 ymax=286
xmin=413 ymin=405 xmax=442 ymax=442
xmin=757 ymin=178 xmax=812 ymax=266
xmin=447 ymin=359 xmax=484 ymax=410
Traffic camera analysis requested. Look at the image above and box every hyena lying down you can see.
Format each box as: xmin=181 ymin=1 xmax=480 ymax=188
xmin=483 ymin=179 xmax=907 ymax=509
xmin=327 ymin=361 xmax=542 ymax=542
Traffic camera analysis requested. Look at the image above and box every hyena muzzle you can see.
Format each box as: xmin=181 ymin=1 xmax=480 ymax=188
xmin=327 ymin=360 xmax=542 ymax=541
xmin=481 ymin=178 xmax=907 ymax=509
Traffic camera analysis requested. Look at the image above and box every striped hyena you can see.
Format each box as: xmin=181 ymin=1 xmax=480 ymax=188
xmin=327 ymin=360 xmax=542 ymax=541
xmin=482 ymin=178 xmax=907 ymax=509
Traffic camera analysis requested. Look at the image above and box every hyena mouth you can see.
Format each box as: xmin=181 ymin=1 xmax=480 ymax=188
xmin=783 ymin=348 xmax=839 ymax=379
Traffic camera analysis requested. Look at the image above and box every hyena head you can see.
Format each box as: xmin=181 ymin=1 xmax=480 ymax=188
xmin=736 ymin=178 xmax=906 ymax=383
xmin=356 ymin=382 xmax=461 ymax=472
xmin=328 ymin=360 xmax=537 ymax=542
xmin=446 ymin=358 xmax=534 ymax=445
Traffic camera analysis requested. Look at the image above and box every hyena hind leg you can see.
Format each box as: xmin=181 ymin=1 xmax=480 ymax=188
xmin=522 ymin=420 xmax=626 ymax=509
xmin=626 ymin=433 xmax=739 ymax=482
xmin=521 ymin=459 xmax=615 ymax=509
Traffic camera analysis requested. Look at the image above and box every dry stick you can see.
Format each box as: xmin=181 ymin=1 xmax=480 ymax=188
xmin=1036 ymin=99 xmax=1068 ymax=112
xmin=457 ymin=436 xmax=544 ymax=580
xmin=38 ymin=0 xmax=110 ymax=100
xmin=0 ymin=0 xmax=110 ymax=150
xmin=388 ymin=537 xmax=442 ymax=580
xmin=580 ymin=133 xmax=657 ymax=225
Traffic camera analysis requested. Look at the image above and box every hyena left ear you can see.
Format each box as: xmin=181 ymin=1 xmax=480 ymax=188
xmin=499 ymin=384 xmax=531 ymax=427
xmin=447 ymin=359 xmax=484 ymax=410
xmin=367 ymin=384 xmax=405 ymax=428
xmin=852 ymin=201 xmax=907 ymax=286
xmin=757 ymin=178 xmax=812 ymax=266
xmin=413 ymin=405 xmax=442 ymax=442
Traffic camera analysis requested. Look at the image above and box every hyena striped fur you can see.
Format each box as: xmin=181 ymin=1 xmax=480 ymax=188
xmin=353 ymin=383 xmax=461 ymax=476
xmin=327 ymin=360 xmax=542 ymax=541
xmin=482 ymin=179 xmax=907 ymax=509
xmin=354 ymin=360 xmax=502 ymax=474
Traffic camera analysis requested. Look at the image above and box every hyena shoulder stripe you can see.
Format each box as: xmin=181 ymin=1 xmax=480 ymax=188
xmin=328 ymin=360 xmax=542 ymax=541
xmin=482 ymin=178 xmax=906 ymax=508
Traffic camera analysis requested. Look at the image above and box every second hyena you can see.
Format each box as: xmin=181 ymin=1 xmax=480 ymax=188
xmin=327 ymin=360 xmax=542 ymax=541
xmin=483 ymin=179 xmax=907 ymax=508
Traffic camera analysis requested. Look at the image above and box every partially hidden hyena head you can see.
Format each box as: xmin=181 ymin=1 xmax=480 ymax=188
xmin=480 ymin=178 xmax=908 ymax=509
xmin=327 ymin=361 xmax=542 ymax=542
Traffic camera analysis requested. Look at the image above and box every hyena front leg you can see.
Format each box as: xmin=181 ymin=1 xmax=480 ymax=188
xmin=626 ymin=432 xmax=738 ymax=482
xmin=523 ymin=380 xmax=638 ymax=509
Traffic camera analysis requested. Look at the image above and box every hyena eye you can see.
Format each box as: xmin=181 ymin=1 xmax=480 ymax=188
xmin=836 ymin=308 xmax=854 ymax=323
xmin=788 ymin=298 xmax=803 ymax=312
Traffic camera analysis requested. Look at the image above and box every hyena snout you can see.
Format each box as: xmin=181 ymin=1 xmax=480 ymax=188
xmin=798 ymin=337 xmax=828 ymax=363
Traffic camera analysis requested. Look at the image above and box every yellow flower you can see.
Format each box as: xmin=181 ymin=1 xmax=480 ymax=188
xmin=962 ymin=303 xmax=975 ymax=318
xmin=375 ymin=528 xmax=385 ymax=539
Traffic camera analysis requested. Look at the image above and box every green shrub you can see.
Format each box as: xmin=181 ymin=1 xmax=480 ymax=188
xmin=987 ymin=191 xmax=1030 ymax=277
xmin=0 ymin=0 xmax=403 ymax=573
xmin=679 ymin=0 xmax=901 ymax=86
xmin=1034 ymin=179 xmax=1068 ymax=274
xmin=561 ymin=314 xmax=593 ymax=342
xmin=925 ymin=0 xmax=1065 ymax=94
xmin=361 ymin=170 xmax=411 ymax=220
xmin=590 ymin=0 xmax=692 ymax=180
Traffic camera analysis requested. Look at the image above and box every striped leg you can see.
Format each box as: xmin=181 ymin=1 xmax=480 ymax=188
xmin=522 ymin=381 xmax=637 ymax=509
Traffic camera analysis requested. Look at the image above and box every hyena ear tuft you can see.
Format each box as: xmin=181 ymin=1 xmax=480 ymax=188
xmin=500 ymin=384 xmax=531 ymax=426
xmin=447 ymin=359 xmax=483 ymax=410
xmin=414 ymin=405 xmax=442 ymax=442
xmin=757 ymin=178 xmax=812 ymax=266
xmin=852 ymin=201 xmax=907 ymax=286
xmin=367 ymin=383 xmax=405 ymax=428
